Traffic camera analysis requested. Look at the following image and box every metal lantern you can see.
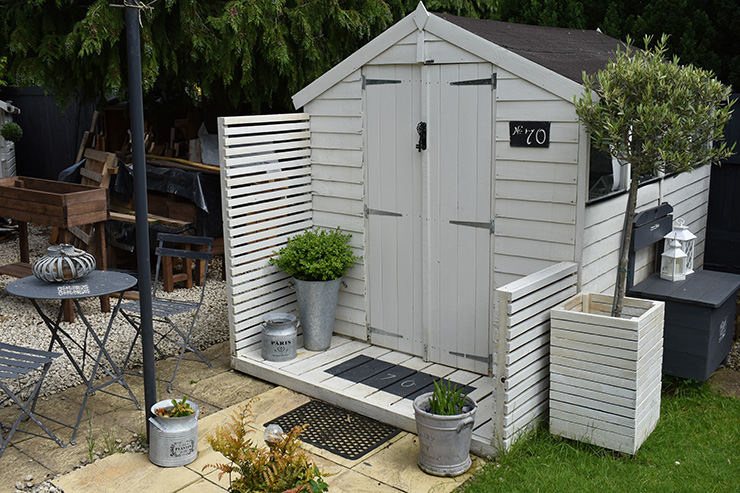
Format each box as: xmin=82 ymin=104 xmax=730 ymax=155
xmin=664 ymin=218 xmax=696 ymax=275
xmin=660 ymin=238 xmax=688 ymax=282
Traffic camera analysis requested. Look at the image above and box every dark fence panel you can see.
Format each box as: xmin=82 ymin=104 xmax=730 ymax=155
xmin=0 ymin=87 xmax=95 ymax=180
xmin=705 ymin=94 xmax=740 ymax=273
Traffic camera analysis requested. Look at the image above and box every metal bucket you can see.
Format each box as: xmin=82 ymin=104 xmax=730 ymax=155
xmin=149 ymin=399 xmax=199 ymax=467
xmin=413 ymin=392 xmax=477 ymax=477
xmin=262 ymin=312 xmax=298 ymax=362
xmin=294 ymin=278 xmax=341 ymax=351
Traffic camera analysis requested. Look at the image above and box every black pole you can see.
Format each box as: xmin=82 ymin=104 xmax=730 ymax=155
xmin=125 ymin=3 xmax=157 ymax=439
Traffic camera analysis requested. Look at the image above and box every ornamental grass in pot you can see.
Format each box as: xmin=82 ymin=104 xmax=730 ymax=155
xmin=269 ymin=227 xmax=360 ymax=351
xmin=413 ymin=379 xmax=477 ymax=477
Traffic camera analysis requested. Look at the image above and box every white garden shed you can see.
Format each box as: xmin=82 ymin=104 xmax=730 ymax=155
xmin=221 ymin=3 xmax=711 ymax=456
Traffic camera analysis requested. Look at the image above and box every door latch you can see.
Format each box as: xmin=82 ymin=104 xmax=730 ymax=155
xmin=416 ymin=121 xmax=427 ymax=152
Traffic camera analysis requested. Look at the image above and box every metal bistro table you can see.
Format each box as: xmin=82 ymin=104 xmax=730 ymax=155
xmin=6 ymin=270 xmax=141 ymax=444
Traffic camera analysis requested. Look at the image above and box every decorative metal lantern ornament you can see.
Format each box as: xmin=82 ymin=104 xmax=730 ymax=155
xmin=32 ymin=244 xmax=96 ymax=283
xmin=660 ymin=238 xmax=688 ymax=282
xmin=664 ymin=218 xmax=696 ymax=274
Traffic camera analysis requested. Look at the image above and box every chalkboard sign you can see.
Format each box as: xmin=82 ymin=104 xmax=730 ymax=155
xmin=509 ymin=121 xmax=550 ymax=148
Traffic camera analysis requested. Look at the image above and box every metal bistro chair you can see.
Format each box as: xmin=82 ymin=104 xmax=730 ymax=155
xmin=0 ymin=342 xmax=66 ymax=459
xmin=120 ymin=233 xmax=214 ymax=392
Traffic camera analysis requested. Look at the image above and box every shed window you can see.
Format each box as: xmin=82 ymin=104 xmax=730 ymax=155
xmin=588 ymin=146 xmax=627 ymax=200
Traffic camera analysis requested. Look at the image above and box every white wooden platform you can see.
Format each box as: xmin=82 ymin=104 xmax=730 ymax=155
xmin=231 ymin=335 xmax=497 ymax=457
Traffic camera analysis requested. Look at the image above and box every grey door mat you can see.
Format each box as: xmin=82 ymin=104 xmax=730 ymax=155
xmin=265 ymin=399 xmax=402 ymax=460
xmin=326 ymin=355 xmax=476 ymax=400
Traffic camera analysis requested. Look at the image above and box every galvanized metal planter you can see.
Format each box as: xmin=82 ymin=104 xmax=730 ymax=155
xmin=294 ymin=278 xmax=341 ymax=351
xmin=549 ymin=292 xmax=664 ymax=455
xmin=262 ymin=312 xmax=298 ymax=362
xmin=413 ymin=392 xmax=477 ymax=477
xmin=149 ymin=399 xmax=199 ymax=467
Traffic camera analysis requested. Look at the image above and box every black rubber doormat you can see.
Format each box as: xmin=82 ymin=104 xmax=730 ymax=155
xmin=265 ymin=400 xmax=401 ymax=460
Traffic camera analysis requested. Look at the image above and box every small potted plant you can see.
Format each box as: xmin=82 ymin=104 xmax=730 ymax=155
xmin=0 ymin=121 xmax=22 ymax=143
xmin=269 ymin=227 xmax=360 ymax=351
xmin=413 ymin=379 xmax=477 ymax=477
xmin=149 ymin=396 xmax=200 ymax=467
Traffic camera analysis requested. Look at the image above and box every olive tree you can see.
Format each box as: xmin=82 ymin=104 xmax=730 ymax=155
xmin=575 ymin=35 xmax=735 ymax=317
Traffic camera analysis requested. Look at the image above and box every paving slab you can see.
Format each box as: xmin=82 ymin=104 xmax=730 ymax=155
xmin=352 ymin=433 xmax=482 ymax=493
xmin=52 ymin=452 xmax=204 ymax=493
xmin=708 ymin=368 xmax=740 ymax=399
xmin=0 ymin=447 xmax=55 ymax=493
xmin=184 ymin=369 xmax=275 ymax=409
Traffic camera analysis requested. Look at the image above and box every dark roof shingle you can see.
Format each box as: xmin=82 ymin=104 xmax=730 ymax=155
xmin=436 ymin=13 xmax=626 ymax=84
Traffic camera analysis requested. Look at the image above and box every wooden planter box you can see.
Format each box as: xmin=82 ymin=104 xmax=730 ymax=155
xmin=549 ymin=292 xmax=664 ymax=455
xmin=0 ymin=176 xmax=107 ymax=228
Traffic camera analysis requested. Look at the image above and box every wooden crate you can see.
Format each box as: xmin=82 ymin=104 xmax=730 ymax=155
xmin=549 ymin=292 xmax=664 ymax=455
xmin=0 ymin=176 xmax=107 ymax=228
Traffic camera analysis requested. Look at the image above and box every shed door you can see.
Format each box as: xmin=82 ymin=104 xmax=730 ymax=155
xmin=365 ymin=63 xmax=495 ymax=375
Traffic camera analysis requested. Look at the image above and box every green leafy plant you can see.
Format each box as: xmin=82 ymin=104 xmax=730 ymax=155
xmin=269 ymin=227 xmax=360 ymax=282
xmin=154 ymin=396 xmax=195 ymax=418
xmin=0 ymin=122 xmax=22 ymax=142
xmin=204 ymin=398 xmax=330 ymax=493
xmin=428 ymin=379 xmax=468 ymax=416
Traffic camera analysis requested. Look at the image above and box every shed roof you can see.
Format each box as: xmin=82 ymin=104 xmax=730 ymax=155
xmin=436 ymin=13 xmax=625 ymax=84
xmin=292 ymin=2 xmax=624 ymax=109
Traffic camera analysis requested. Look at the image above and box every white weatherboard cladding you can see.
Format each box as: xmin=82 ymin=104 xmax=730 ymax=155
xmin=580 ymin=165 xmax=711 ymax=295
xmin=304 ymin=71 xmax=367 ymax=341
xmin=364 ymin=62 xmax=494 ymax=375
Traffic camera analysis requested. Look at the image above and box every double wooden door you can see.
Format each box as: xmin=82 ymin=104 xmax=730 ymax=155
xmin=365 ymin=62 xmax=495 ymax=374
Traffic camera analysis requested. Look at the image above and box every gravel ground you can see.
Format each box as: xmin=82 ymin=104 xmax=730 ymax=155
xmin=0 ymin=224 xmax=229 ymax=401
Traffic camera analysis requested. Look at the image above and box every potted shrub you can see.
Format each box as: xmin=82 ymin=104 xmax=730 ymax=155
xmin=413 ymin=379 xmax=477 ymax=477
xmin=549 ymin=35 xmax=735 ymax=455
xmin=149 ymin=396 xmax=200 ymax=467
xmin=269 ymin=227 xmax=360 ymax=351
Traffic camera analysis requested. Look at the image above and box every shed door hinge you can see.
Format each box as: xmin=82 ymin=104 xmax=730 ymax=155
xmin=449 ymin=219 xmax=494 ymax=234
xmin=450 ymin=73 xmax=496 ymax=90
xmin=449 ymin=351 xmax=493 ymax=366
xmin=362 ymin=76 xmax=402 ymax=89
xmin=365 ymin=205 xmax=403 ymax=218
xmin=368 ymin=326 xmax=404 ymax=341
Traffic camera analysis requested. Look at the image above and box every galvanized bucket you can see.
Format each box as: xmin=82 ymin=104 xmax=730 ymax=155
xmin=294 ymin=278 xmax=341 ymax=351
xmin=262 ymin=312 xmax=298 ymax=362
xmin=413 ymin=392 xmax=477 ymax=477
xmin=149 ymin=399 xmax=199 ymax=467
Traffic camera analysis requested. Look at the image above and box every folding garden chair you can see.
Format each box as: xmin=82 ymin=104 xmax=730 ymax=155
xmin=0 ymin=342 xmax=66 ymax=459
xmin=120 ymin=233 xmax=214 ymax=392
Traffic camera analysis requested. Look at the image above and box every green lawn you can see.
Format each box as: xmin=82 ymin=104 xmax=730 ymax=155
xmin=460 ymin=378 xmax=740 ymax=493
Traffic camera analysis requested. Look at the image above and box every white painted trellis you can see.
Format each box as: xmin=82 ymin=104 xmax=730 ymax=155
xmin=218 ymin=113 xmax=312 ymax=357
xmin=494 ymin=262 xmax=578 ymax=449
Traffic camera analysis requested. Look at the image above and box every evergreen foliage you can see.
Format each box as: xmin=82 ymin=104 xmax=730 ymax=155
xmin=0 ymin=1 xmax=737 ymax=113
xmin=428 ymin=379 xmax=468 ymax=416
xmin=269 ymin=227 xmax=360 ymax=282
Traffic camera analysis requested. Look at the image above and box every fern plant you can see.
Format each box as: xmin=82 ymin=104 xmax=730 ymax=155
xmin=204 ymin=398 xmax=330 ymax=493
xmin=269 ymin=227 xmax=360 ymax=282
xmin=428 ymin=379 xmax=468 ymax=416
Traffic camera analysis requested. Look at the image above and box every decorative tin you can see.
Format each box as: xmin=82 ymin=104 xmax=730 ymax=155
xmin=149 ymin=399 xmax=199 ymax=467
xmin=262 ymin=312 xmax=298 ymax=362
xmin=32 ymin=244 xmax=96 ymax=283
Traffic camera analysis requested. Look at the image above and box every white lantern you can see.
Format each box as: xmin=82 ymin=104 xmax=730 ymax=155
xmin=664 ymin=218 xmax=696 ymax=274
xmin=660 ymin=238 xmax=688 ymax=282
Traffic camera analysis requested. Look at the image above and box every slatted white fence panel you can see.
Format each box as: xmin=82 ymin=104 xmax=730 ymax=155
xmin=494 ymin=262 xmax=578 ymax=451
xmin=219 ymin=114 xmax=312 ymax=357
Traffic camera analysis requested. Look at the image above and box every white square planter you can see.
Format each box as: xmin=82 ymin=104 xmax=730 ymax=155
xmin=549 ymin=292 xmax=664 ymax=455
